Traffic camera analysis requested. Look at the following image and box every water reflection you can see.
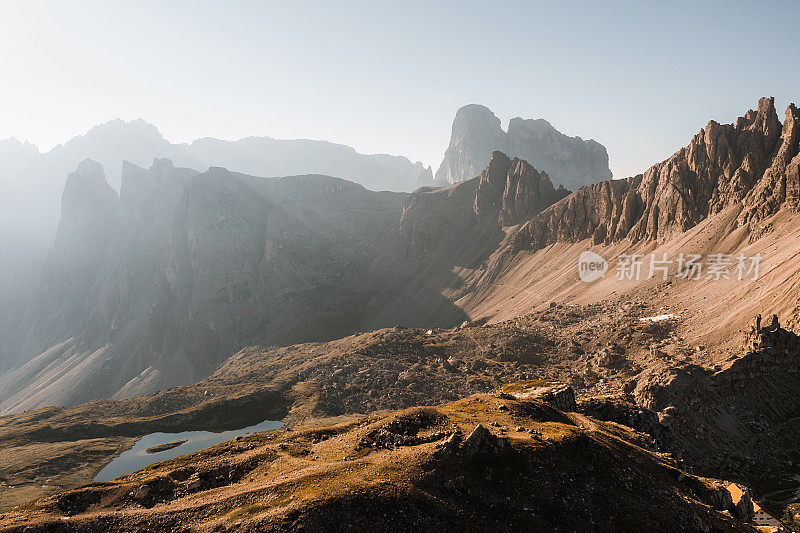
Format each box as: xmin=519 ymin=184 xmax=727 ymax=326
xmin=94 ymin=419 xmax=283 ymax=481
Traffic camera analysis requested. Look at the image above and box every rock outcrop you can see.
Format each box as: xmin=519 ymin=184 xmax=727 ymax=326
xmin=459 ymin=424 xmax=503 ymax=456
xmin=400 ymin=151 xmax=568 ymax=260
xmin=577 ymin=393 xmax=672 ymax=450
xmin=634 ymin=316 xmax=800 ymax=507
xmin=474 ymin=151 xmax=570 ymax=226
xmin=513 ymin=97 xmax=800 ymax=252
xmin=435 ymin=104 xmax=612 ymax=190
xmin=503 ymin=382 xmax=577 ymax=412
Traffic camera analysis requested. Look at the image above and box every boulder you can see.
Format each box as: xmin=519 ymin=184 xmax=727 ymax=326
xmin=461 ymin=424 xmax=501 ymax=456
xmin=507 ymin=383 xmax=577 ymax=412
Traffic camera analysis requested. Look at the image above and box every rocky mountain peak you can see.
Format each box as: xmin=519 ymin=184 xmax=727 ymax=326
xmin=788 ymin=102 xmax=800 ymax=120
xmin=61 ymin=159 xmax=118 ymax=219
xmin=73 ymin=118 xmax=166 ymax=146
xmin=475 ymin=150 xmax=512 ymax=200
xmin=473 ymin=151 xmax=569 ymax=226
xmin=119 ymin=159 xmax=179 ymax=207
xmin=735 ymin=96 xmax=780 ymax=139
xmin=451 ymin=104 xmax=503 ymax=137
xmin=513 ymin=97 xmax=800 ymax=252
xmin=737 ymin=100 xmax=800 ymax=223
xmin=436 ymin=104 xmax=612 ymax=191
xmin=0 ymin=137 xmax=39 ymax=158
xmin=435 ymin=105 xmax=505 ymax=187
xmin=27 ymin=161 xmax=120 ymax=354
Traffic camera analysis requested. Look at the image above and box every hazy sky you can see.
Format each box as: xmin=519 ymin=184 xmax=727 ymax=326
xmin=1 ymin=0 xmax=798 ymax=178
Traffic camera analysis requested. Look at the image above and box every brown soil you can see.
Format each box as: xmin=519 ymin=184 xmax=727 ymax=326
xmin=0 ymin=391 xmax=754 ymax=532
xmin=0 ymin=299 xmax=684 ymax=511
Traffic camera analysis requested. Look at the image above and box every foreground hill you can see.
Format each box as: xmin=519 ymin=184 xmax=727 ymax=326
xmin=0 ymin=387 xmax=754 ymax=532
xmin=0 ymin=301 xmax=673 ymax=511
xmin=1 ymin=300 xmax=797 ymax=526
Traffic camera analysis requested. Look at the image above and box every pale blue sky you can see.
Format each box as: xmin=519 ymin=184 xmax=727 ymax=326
xmin=0 ymin=0 xmax=798 ymax=178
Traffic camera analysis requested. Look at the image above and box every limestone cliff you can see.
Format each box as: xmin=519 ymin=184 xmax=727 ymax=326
xmin=1 ymin=161 xmax=408 ymax=412
xmin=435 ymin=104 xmax=612 ymax=190
xmin=26 ymin=159 xmax=120 ymax=354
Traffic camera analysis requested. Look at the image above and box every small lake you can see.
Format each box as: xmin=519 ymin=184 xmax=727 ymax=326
xmin=94 ymin=419 xmax=283 ymax=481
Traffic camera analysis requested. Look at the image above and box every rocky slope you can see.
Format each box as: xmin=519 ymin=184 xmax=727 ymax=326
xmin=435 ymin=104 xmax=612 ymax=190
xmin=635 ymin=316 xmax=800 ymax=508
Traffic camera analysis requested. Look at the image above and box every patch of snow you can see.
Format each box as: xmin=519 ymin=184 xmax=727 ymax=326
xmin=639 ymin=314 xmax=679 ymax=323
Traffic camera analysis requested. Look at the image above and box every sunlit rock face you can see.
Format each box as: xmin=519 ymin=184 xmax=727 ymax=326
xmin=513 ymin=97 xmax=800 ymax=252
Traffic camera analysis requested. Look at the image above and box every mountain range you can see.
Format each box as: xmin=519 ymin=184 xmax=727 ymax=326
xmin=0 ymin=108 xmax=611 ymax=378
xmin=0 ymin=105 xmax=612 ymax=394
xmin=0 ymin=149 xmax=572 ymax=413
xmin=0 ymin=120 xmax=427 ymax=378
xmin=3 ymin=97 xmax=799 ymax=530
xmin=3 ymin=97 xmax=799 ymax=412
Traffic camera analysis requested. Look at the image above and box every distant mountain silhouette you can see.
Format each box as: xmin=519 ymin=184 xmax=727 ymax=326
xmin=0 ymin=121 xmax=431 ymax=374
xmin=435 ymin=104 xmax=612 ymax=190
